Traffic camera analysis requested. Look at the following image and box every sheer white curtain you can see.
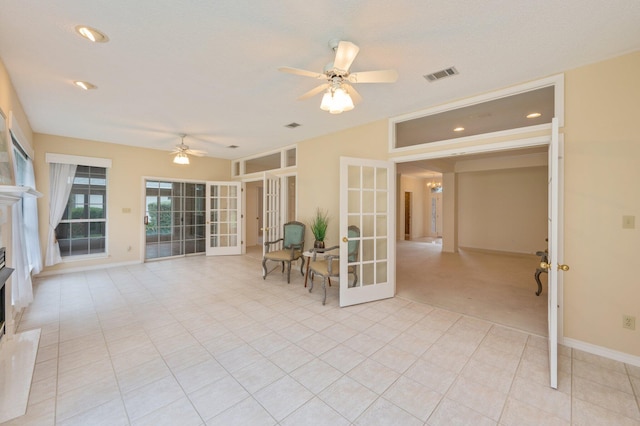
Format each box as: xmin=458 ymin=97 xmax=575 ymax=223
xmin=45 ymin=163 xmax=77 ymax=266
xmin=11 ymin=201 xmax=33 ymax=309
xmin=23 ymin=158 xmax=42 ymax=274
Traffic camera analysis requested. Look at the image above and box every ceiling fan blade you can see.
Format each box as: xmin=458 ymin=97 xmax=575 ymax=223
xmin=187 ymin=149 xmax=206 ymax=157
xmin=348 ymin=69 xmax=399 ymax=83
xmin=344 ymin=84 xmax=363 ymax=104
xmin=298 ymin=83 xmax=329 ymax=100
xmin=333 ymin=41 xmax=359 ymax=72
xmin=278 ymin=67 xmax=324 ymax=79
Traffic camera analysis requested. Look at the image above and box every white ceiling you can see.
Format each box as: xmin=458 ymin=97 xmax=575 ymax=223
xmin=1 ymin=1 xmax=639 ymax=160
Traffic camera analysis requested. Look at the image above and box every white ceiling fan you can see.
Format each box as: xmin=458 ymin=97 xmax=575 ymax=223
xmin=279 ymin=39 xmax=398 ymax=114
xmin=171 ymin=134 xmax=206 ymax=164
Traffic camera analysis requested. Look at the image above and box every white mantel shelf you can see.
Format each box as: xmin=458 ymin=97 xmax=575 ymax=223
xmin=0 ymin=185 xmax=43 ymax=205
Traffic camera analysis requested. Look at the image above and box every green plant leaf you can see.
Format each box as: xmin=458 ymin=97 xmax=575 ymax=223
xmin=309 ymin=208 xmax=329 ymax=241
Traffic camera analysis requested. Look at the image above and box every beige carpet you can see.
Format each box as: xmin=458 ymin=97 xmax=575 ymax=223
xmin=396 ymin=239 xmax=548 ymax=336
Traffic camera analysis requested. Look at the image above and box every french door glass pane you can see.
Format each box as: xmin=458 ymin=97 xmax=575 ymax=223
xmin=210 ymin=183 xmax=240 ymax=249
xmin=347 ymin=164 xmax=389 ymax=288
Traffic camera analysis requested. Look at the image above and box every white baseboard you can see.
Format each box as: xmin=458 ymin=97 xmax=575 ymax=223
xmin=35 ymin=260 xmax=142 ymax=277
xmin=562 ymin=337 xmax=640 ymax=367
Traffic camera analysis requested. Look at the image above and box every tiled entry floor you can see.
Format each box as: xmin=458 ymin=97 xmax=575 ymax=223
xmin=3 ymin=254 xmax=640 ymax=425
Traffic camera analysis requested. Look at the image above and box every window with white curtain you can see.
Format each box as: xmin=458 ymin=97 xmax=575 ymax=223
xmin=11 ymin=132 xmax=41 ymax=309
xmin=55 ymin=165 xmax=107 ymax=257
xmin=12 ymin=135 xmax=42 ymax=274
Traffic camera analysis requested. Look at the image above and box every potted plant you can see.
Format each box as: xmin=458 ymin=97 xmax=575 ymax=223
xmin=310 ymin=208 xmax=329 ymax=249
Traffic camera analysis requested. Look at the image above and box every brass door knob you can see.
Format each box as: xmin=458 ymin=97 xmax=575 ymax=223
xmin=342 ymin=237 xmax=348 ymax=242
xmin=540 ymin=262 xmax=570 ymax=271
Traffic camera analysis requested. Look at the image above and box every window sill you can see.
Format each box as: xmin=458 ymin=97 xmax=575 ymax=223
xmin=60 ymin=253 xmax=108 ymax=263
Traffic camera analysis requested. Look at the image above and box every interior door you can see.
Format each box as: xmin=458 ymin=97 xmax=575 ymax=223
xmin=206 ymin=181 xmax=242 ymax=255
xmin=547 ymin=117 xmax=565 ymax=389
xmin=340 ymin=157 xmax=395 ymax=307
xmin=262 ymin=172 xmax=281 ymax=255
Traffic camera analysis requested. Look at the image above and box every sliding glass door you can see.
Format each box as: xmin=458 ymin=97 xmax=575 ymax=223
xmin=145 ymin=180 xmax=206 ymax=260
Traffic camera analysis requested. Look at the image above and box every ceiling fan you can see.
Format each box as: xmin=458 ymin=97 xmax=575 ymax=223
xmin=171 ymin=134 xmax=206 ymax=165
xmin=279 ymin=39 xmax=398 ymax=114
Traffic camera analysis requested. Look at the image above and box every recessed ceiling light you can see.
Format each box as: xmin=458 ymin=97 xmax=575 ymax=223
xmin=453 ymin=127 xmax=465 ymax=132
xmin=74 ymin=81 xmax=97 ymax=90
xmin=75 ymin=25 xmax=109 ymax=43
xmin=526 ymin=112 xmax=542 ymax=118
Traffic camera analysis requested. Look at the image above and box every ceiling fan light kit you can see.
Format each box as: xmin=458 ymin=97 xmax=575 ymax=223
xmin=173 ymin=151 xmax=190 ymax=165
xmin=320 ymin=85 xmax=354 ymax=114
xmin=170 ymin=134 xmax=206 ymax=164
xmin=279 ymin=39 xmax=398 ymax=114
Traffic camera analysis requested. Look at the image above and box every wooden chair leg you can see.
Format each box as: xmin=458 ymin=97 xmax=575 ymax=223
xmin=262 ymin=258 xmax=267 ymax=280
xmin=322 ymin=277 xmax=327 ymax=305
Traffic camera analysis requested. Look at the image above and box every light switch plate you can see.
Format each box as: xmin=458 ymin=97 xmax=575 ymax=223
xmin=622 ymin=215 xmax=635 ymax=229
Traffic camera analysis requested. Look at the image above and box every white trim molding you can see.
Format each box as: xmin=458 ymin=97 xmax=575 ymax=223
xmin=37 ymin=259 xmax=142 ymax=277
xmin=45 ymin=153 xmax=112 ymax=168
xmin=391 ymin=135 xmax=551 ymax=164
xmin=388 ymin=73 xmax=564 ymax=153
xmin=563 ymin=337 xmax=640 ymax=368
xmin=8 ymin=111 xmax=34 ymax=159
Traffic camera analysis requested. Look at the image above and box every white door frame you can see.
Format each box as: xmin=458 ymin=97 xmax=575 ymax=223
xmin=339 ymin=157 xmax=396 ymax=307
xmin=205 ymin=181 xmax=243 ymax=256
xmin=391 ymin=133 xmax=564 ymax=351
xmin=262 ymin=172 xmax=282 ymax=256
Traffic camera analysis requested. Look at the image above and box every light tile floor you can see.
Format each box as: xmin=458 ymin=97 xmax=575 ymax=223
xmin=2 ymin=253 xmax=640 ymax=425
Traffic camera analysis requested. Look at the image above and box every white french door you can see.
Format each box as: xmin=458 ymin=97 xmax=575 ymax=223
xmin=339 ymin=157 xmax=395 ymax=307
xmin=205 ymin=181 xmax=242 ymax=255
xmin=546 ymin=117 xmax=566 ymax=389
xmin=262 ymin=173 xmax=281 ymax=255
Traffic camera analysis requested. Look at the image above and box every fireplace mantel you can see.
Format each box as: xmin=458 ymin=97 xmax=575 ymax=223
xmin=0 ymin=185 xmax=42 ymax=206
xmin=0 ymin=185 xmax=43 ymax=423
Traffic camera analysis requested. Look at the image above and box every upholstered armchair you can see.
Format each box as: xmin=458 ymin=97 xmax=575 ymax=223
xmin=262 ymin=221 xmax=305 ymax=284
xmin=308 ymin=225 xmax=360 ymax=305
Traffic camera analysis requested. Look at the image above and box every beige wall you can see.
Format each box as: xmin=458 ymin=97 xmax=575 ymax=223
xmin=244 ymin=180 xmax=261 ymax=247
xmin=33 ymin=133 xmax=231 ymax=273
xmin=399 ymin=175 xmax=427 ymax=240
xmin=457 ymin=166 xmax=547 ymax=254
xmin=296 ymin=119 xmax=390 ymax=247
xmin=0 ymin=60 xmax=32 ymax=150
xmin=563 ymin=51 xmax=640 ymax=356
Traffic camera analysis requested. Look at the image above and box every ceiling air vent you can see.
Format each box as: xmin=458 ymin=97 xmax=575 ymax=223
xmin=423 ymin=66 xmax=459 ymax=82
xmin=285 ymin=122 xmax=301 ymax=128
